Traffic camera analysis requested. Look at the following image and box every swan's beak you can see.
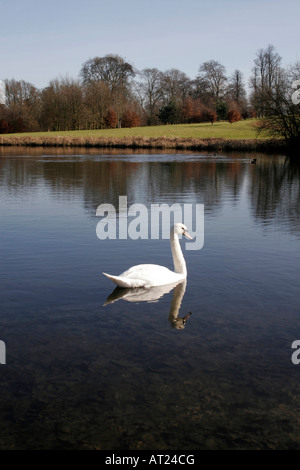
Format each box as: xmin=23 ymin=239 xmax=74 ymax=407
xmin=184 ymin=230 xmax=193 ymax=240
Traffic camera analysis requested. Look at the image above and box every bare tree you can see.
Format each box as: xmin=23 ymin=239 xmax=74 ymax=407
xmin=60 ymin=77 xmax=84 ymax=130
xmin=82 ymin=81 xmax=111 ymax=129
xmin=226 ymin=69 xmax=248 ymax=117
xmin=156 ymin=69 xmax=192 ymax=124
xmin=228 ymin=70 xmax=246 ymax=103
xmin=80 ymin=54 xmax=135 ymax=95
xmin=250 ymin=45 xmax=282 ymax=116
xmin=197 ymin=60 xmax=228 ymax=103
xmin=134 ymin=68 xmax=163 ymax=125
xmin=160 ymin=68 xmax=191 ymax=106
xmin=40 ymin=77 xmax=83 ymax=131
xmin=257 ymin=62 xmax=300 ymax=148
xmin=4 ymin=78 xmax=40 ymax=131
xmin=40 ymin=79 xmax=62 ymax=131
xmin=80 ymin=55 xmax=135 ymax=126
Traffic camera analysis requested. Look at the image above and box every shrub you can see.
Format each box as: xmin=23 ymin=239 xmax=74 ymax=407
xmin=121 ymin=110 xmax=140 ymax=128
xmin=228 ymin=109 xmax=242 ymax=123
xmin=104 ymin=109 xmax=118 ymax=128
xmin=158 ymin=102 xmax=181 ymax=124
xmin=202 ymin=109 xmax=217 ymax=125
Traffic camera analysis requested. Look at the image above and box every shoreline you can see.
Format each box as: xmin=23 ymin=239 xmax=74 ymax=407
xmin=0 ymin=135 xmax=287 ymax=153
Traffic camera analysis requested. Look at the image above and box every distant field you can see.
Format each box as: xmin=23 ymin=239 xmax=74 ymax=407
xmin=2 ymin=119 xmax=265 ymax=140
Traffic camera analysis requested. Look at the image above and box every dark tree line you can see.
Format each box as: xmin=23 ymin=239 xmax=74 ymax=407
xmin=1 ymin=47 xmax=299 ymax=145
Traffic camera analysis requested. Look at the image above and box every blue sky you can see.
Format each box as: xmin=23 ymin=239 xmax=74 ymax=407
xmin=1 ymin=0 xmax=300 ymax=89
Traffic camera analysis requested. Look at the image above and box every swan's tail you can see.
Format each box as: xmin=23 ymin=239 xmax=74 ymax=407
xmin=103 ymin=272 xmax=145 ymax=288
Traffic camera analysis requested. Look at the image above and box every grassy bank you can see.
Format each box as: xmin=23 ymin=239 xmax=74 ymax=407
xmin=0 ymin=120 xmax=286 ymax=152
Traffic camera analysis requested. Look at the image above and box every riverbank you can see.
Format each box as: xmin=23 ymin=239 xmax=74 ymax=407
xmin=0 ymin=135 xmax=287 ymax=152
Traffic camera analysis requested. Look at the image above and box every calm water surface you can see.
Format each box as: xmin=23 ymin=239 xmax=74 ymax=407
xmin=0 ymin=148 xmax=300 ymax=450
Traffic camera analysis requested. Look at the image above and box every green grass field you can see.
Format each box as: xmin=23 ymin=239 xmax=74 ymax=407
xmin=4 ymin=119 xmax=265 ymax=141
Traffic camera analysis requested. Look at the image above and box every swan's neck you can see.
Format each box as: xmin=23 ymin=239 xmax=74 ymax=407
xmin=170 ymin=231 xmax=187 ymax=275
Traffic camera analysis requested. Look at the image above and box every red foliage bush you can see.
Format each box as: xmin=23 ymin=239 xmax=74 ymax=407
xmin=228 ymin=109 xmax=242 ymax=123
xmin=104 ymin=109 xmax=118 ymax=128
xmin=202 ymin=109 xmax=217 ymax=125
xmin=0 ymin=119 xmax=11 ymax=133
xmin=121 ymin=110 xmax=140 ymax=128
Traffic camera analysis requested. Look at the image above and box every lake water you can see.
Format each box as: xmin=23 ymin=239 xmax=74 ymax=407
xmin=0 ymin=147 xmax=300 ymax=450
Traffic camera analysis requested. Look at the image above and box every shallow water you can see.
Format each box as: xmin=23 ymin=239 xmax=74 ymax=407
xmin=0 ymin=148 xmax=300 ymax=449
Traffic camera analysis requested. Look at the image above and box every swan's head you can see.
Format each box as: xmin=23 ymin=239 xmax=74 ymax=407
xmin=173 ymin=223 xmax=193 ymax=240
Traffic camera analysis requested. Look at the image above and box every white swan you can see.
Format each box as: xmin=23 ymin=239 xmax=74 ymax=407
xmin=103 ymin=223 xmax=192 ymax=288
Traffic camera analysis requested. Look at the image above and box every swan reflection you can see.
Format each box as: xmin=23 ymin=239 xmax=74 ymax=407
xmin=104 ymin=279 xmax=191 ymax=330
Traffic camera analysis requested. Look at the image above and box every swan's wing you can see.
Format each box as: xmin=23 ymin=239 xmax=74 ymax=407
xmin=103 ymin=272 xmax=146 ymax=288
xmin=120 ymin=264 xmax=174 ymax=281
xmin=103 ymin=264 xmax=184 ymax=288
